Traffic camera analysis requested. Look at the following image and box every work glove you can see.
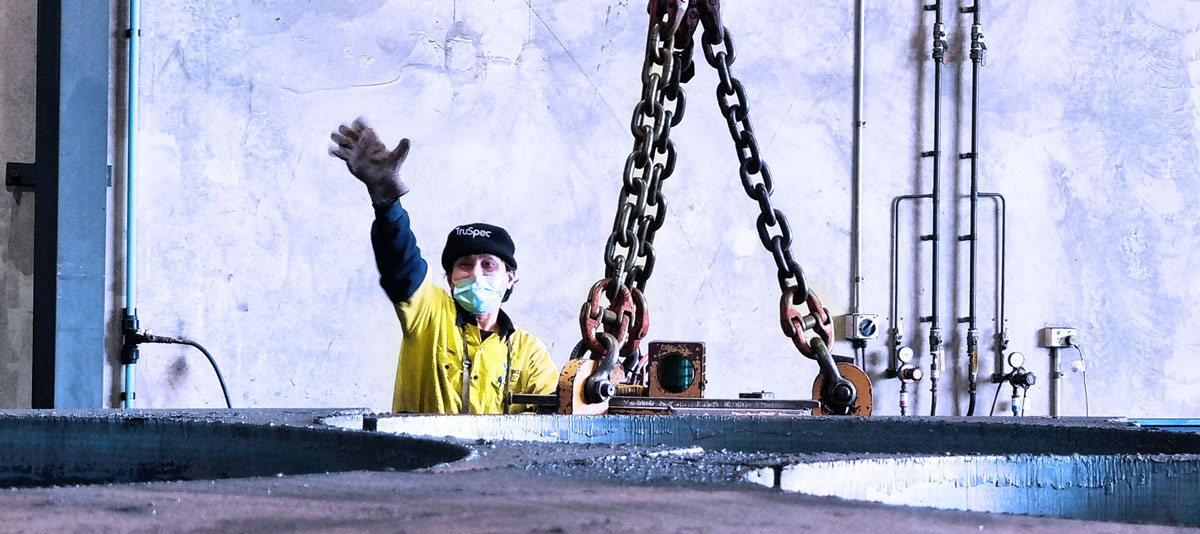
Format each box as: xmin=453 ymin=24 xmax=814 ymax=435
xmin=329 ymin=117 xmax=411 ymax=206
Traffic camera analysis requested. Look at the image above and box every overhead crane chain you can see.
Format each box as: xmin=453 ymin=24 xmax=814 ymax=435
xmin=575 ymin=0 xmax=857 ymax=414
xmin=574 ymin=4 xmax=686 ymax=400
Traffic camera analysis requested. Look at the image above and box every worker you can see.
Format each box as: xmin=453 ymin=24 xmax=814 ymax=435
xmin=329 ymin=118 xmax=559 ymax=414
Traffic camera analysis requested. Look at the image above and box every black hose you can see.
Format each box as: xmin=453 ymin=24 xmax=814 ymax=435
xmin=143 ymin=334 xmax=232 ymax=409
xmin=179 ymin=339 xmax=233 ymax=409
xmin=929 ymin=374 xmax=938 ymax=416
xmin=988 ymin=378 xmax=1004 ymax=416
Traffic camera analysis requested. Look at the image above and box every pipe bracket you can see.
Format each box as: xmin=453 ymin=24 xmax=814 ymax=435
xmin=5 ymin=162 xmax=36 ymax=190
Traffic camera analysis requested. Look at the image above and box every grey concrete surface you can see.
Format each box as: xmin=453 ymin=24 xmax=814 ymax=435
xmin=1 ymin=2 xmax=1199 ymax=416
xmin=10 ymin=468 xmax=1196 ymax=534
xmin=0 ymin=0 xmax=36 ymax=409
xmin=0 ymin=409 xmax=1197 ymax=532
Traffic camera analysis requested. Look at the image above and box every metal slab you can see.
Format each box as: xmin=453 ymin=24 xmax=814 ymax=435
xmin=749 ymin=454 xmax=1200 ymax=527
xmin=0 ymin=409 xmax=469 ymax=488
xmin=363 ymin=414 xmax=1200 ymax=455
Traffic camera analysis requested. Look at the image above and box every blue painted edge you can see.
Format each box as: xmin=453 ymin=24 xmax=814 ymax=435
xmin=1129 ymin=418 xmax=1200 ymax=434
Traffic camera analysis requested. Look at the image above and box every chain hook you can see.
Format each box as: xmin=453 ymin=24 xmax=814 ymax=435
xmin=779 ymin=286 xmax=833 ymax=359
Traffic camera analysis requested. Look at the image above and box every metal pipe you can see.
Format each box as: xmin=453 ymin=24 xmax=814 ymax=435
xmin=121 ymin=0 xmax=141 ymax=409
xmin=1050 ymin=347 xmax=1061 ymax=417
xmin=888 ymin=194 xmax=929 ymax=374
xmin=980 ymin=192 xmax=1006 ymax=379
xmin=850 ymin=0 xmax=865 ymax=315
xmin=924 ymin=0 xmax=947 ymax=416
xmin=890 ymin=1 xmax=949 ymax=415
xmin=960 ymin=0 xmax=985 ymax=415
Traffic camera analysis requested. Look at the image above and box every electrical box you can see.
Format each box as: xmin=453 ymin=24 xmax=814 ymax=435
xmin=1039 ymin=327 xmax=1077 ymax=348
xmin=844 ymin=313 xmax=879 ymax=340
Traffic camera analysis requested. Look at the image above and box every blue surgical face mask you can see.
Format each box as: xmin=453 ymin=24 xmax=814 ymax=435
xmin=452 ymin=275 xmax=506 ymax=315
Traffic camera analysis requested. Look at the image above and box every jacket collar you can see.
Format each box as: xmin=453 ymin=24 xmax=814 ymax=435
xmin=454 ymin=303 xmax=516 ymax=339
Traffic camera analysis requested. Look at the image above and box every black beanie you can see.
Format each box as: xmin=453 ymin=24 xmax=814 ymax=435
xmin=441 ymin=223 xmax=517 ymax=272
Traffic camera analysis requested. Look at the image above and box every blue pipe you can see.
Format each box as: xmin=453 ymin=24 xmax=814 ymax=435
xmin=122 ymin=0 xmax=140 ymax=409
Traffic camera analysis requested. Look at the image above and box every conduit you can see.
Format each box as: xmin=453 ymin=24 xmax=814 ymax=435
xmin=117 ymin=0 xmax=231 ymax=409
xmin=849 ymin=0 xmax=867 ymax=365
xmin=888 ymin=194 xmax=929 ymax=415
xmin=959 ymin=0 xmax=986 ymax=415
xmin=120 ymin=0 xmax=141 ymax=409
xmin=889 ymin=1 xmax=946 ymax=415
xmin=980 ymin=193 xmax=1007 ymax=389
xmin=924 ymin=0 xmax=946 ymax=416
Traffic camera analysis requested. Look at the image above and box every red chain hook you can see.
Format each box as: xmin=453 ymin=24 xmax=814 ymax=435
xmin=579 ymin=279 xmax=649 ymax=358
xmin=779 ymin=286 xmax=833 ymax=359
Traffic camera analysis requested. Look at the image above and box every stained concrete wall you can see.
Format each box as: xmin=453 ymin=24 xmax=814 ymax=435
xmin=2 ymin=1 xmax=1198 ymax=416
xmin=0 ymin=2 xmax=37 ymax=409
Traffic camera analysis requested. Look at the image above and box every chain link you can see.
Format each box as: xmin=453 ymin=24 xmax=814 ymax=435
xmin=579 ymin=11 xmax=687 ymax=389
xmin=603 ymin=19 xmax=686 ymax=296
xmin=578 ymin=2 xmax=836 ymax=398
xmin=701 ymin=26 xmax=808 ymax=299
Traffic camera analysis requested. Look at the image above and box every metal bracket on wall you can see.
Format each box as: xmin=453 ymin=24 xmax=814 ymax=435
xmin=6 ymin=162 xmax=36 ymax=190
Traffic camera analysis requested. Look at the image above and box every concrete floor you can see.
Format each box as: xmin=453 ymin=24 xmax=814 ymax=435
xmin=0 ymin=410 xmax=1196 ymax=533
xmin=4 ymin=469 xmax=1195 ymax=533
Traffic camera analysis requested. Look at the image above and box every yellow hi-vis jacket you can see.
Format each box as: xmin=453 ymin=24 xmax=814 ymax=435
xmin=392 ymin=271 xmax=558 ymax=414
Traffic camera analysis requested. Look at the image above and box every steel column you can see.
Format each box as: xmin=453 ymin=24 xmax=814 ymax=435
xmin=30 ymin=0 xmax=109 ymax=408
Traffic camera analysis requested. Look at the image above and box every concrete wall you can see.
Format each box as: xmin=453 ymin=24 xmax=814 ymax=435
xmin=2 ymin=1 xmax=1198 ymax=416
xmin=0 ymin=2 xmax=37 ymax=408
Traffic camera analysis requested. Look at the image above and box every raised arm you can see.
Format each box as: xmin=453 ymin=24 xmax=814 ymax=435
xmin=331 ymin=118 xmax=426 ymax=302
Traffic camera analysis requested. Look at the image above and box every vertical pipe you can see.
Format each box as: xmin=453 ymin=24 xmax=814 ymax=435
xmin=961 ymin=0 xmax=984 ymax=415
xmin=889 ymin=194 xmax=928 ymax=374
xmin=980 ymin=193 xmax=1006 ymax=378
xmin=850 ymin=0 xmax=865 ymax=315
xmin=1050 ymin=347 xmax=1061 ymax=417
xmin=122 ymin=0 xmax=141 ymax=409
xmin=926 ymin=0 xmax=946 ymax=416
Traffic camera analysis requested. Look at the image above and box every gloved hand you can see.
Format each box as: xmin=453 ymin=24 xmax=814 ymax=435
xmin=329 ymin=117 xmax=411 ymax=205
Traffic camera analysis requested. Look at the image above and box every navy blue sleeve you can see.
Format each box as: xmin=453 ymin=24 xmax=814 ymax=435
xmin=370 ymin=200 xmax=429 ymax=303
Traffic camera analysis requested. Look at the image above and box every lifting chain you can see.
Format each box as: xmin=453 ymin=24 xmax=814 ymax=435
xmin=574 ymin=0 xmax=846 ymax=410
xmin=573 ymin=1 xmax=687 ymax=400
xmin=692 ymin=5 xmax=834 ymax=363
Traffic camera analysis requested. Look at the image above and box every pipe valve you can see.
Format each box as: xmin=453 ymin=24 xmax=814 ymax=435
xmin=898 ymin=364 xmax=923 ymax=383
xmin=1011 ymin=369 xmax=1036 ymax=389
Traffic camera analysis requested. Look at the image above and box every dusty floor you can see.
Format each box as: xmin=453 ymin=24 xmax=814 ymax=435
xmin=1 ymin=410 xmax=1197 ymax=533
xmin=0 ymin=439 xmax=1196 ymax=533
